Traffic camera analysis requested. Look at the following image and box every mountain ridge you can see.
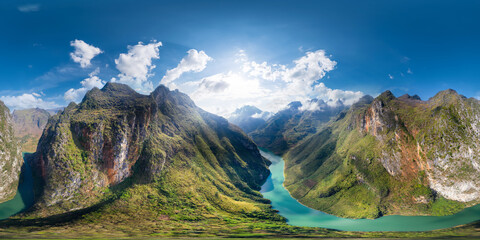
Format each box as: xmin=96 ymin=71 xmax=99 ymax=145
xmin=27 ymin=83 xmax=273 ymax=220
xmin=282 ymin=89 xmax=480 ymax=218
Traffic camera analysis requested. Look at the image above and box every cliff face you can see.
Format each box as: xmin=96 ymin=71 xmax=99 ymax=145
xmin=284 ymin=90 xmax=480 ymax=219
xmin=0 ymin=101 xmax=23 ymax=203
xmin=29 ymin=83 xmax=271 ymax=217
xmin=12 ymin=108 xmax=51 ymax=153
xmin=251 ymin=99 xmax=346 ymax=155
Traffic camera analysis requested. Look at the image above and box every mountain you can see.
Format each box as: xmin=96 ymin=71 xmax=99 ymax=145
xmin=0 ymin=101 xmax=23 ymax=203
xmin=12 ymin=108 xmax=51 ymax=152
xmin=228 ymin=105 xmax=270 ymax=134
xmin=26 ymin=82 xmax=274 ymax=223
xmin=251 ymin=99 xmax=347 ymax=155
xmin=284 ymin=90 xmax=480 ymax=219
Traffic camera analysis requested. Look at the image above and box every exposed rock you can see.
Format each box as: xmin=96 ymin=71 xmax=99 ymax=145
xmin=0 ymin=101 xmax=23 ymax=203
xmin=29 ymin=83 xmax=270 ymax=216
xmin=283 ymin=89 xmax=480 ymax=218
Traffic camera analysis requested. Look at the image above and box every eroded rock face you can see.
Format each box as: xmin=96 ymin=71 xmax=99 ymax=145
xmin=0 ymin=101 xmax=23 ymax=203
xmin=283 ymin=89 xmax=480 ymax=219
xmin=32 ymin=84 xmax=154 ymax=210
xmin=361 ymin=90 xmax=480 ymax=202
xmin=30 ymin=83 xmax=270 ymax=216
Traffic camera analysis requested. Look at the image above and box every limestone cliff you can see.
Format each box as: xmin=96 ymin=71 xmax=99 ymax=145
xmin=284 ymin=90 xmax=480 ymax=218
xmin=0 ymin=101 xmax=23 ymax=203
xmin=28 ymin=83 xmax=271 ymax=217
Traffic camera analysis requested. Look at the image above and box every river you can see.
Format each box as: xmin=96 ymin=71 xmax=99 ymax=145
xmin=0 ymin=153 xmax=35 ymax=220
xmin=259 ymin=150 xmax=480 ymax=231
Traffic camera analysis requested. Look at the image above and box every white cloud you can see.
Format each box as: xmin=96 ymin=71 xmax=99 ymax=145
xmin=112 ymin=41 xmax=162 ymax=93
xmin=175 ymin=49 xmax=362 ymax=117
xmin=389 ymin=74 xmax=394 ymax=79
xmin=64 ymin=68 xmax=105 ymax=103
xmin=1 ymin=93 xmax=59 ymax=110
xmin=18 ymin=4 xmax=40 ymax=12
xmin=161 ymin=49 xmax=212 ymax=87
xmin=407 ymin=68 xmax=413 ymax=74
xmin=70 ymin=40 xmax=103 ymax=68
xmin=313 ymin=82 xmax=364 ymax=106
xmin=242 ymin=61 xmax=285 ymax=81
xmin=284 ymin=50 xmax=337 ymax=83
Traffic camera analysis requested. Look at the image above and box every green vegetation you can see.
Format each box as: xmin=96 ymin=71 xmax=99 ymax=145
xmin=281 ymin=91 xmax=480 ymax=219
xmin=250 ymin=100 xmax=345 ymax=155
xmin=0 ymin=100 xmax=23 ymax=203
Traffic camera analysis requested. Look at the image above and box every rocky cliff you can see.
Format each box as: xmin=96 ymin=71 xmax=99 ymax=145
xmin=28 ymin=83 xmax=272 ymax=218
xmin=12 ymin=108 xmax=51 ymax=153
xmin=0 ymin=101 xmax=23 ymax=203
xmin=284 ymin=90 xmax=480 ymax=218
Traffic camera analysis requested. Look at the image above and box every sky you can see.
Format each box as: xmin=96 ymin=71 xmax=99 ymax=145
xmin=1 ymin=0 xmax=480 ymax=116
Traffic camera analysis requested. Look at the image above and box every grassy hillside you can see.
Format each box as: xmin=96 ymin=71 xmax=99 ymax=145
xmin=7 ymin=83 xmax=277 ymax=228
xmin=284 ymin=91 xmax=480 ymax=219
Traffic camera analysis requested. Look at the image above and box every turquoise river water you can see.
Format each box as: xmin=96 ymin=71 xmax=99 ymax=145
xmin=259 ymin=150 xmax=480 ymax=231
xmin=2 ymin=151 xmax=480 ymax=231
xmin=0 ymin=154 xmax=34 ymax=220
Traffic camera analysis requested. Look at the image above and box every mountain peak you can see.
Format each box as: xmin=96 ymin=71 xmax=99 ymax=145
xmin=101 ymin=82 xmax=138 ymax=95
xmin=287 ymin=101 xmax=302 ymax=109
xmin=398 ymin=94 xmax=422 ymax=101
xmin=377 ymin=90 xmax=395 ymax=101
xmin=80 ymin=82 xmax=149 ymax=110
xmin=429 ymin=88 xmax=463 ymax=104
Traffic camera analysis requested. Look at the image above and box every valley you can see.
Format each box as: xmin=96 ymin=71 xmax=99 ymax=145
xmin=1 ymin=85 xmax=480 ymax=238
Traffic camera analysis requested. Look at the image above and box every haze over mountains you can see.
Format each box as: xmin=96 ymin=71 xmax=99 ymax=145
xmin=1 ymin=83 xmax=480 ymax=237
xmin=230 ymin=99 xmax=347 ymax=155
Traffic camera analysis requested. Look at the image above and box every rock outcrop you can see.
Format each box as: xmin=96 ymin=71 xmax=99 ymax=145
xmin=283 ymin=90 xmax=480 ymax=218
xmin=29 ymin=83 xmax=270 ymax=217
xmin=0 ymin=101 xmax=23 ymax=203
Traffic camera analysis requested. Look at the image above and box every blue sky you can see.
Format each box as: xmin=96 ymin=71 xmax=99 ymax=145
xmin=1 ymin=0 xmax=479 ymax=116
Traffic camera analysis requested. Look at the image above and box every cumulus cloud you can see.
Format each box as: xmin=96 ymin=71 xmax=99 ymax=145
xmin=18 ymin=4 xmax=40 ymax=12
xmin=70 ymin=40 xmax=103 ymax=68
xmin=176 ymin=49 xmax=362 ymax=117
xmin=161 ymin=49 xmax=212 ymax=87
xmin=242 ymin=61 xmax=285 ymax=81
xmin=313 ymin=82 xmax=364 ymax=106
xmin=1 ymin=93 xmax=59 ymax=110
xmin=64 ymin=68 xmax=105 ymax=103
xmin=112 ymin=41 xmax=162 ymax=93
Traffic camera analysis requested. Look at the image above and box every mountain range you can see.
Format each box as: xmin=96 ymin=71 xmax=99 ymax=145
xmin=1 ymin=85 xmax=480 ymax=237
xmin=249 ymin=99 xmax=346 ymax=155
xmin=281 ymin=90 xmax=480 ymax=218
xmin=24 ymin=82 xmax=273 ymax=221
